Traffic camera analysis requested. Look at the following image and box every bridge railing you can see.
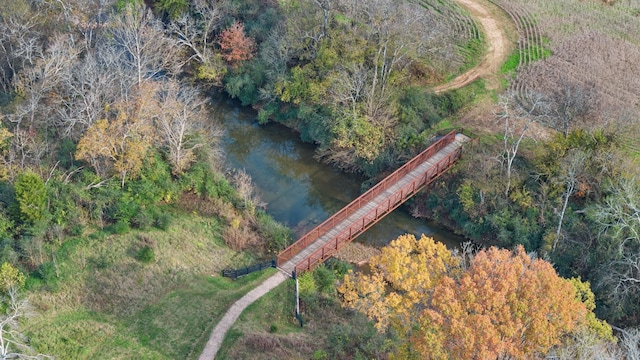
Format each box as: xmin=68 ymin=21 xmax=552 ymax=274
xmin=277 ymin=130 xmax=457 ymax=267
xmin=293 ymin=145 xmax=463 ymax=272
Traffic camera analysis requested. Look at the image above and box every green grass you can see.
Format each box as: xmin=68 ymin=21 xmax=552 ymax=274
xmin=448 ymin=37 xmax=487 ymax=82
xmin=500 ymin=41 xmax=551 ymax=75
xmin=21 ymin=211 xmax=274 ymax=359
xmin=500 ymin=51 xmax=521 ymax=75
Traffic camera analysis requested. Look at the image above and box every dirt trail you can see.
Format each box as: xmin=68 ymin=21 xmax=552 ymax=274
xmin=434 ymin=0 xmax=511 ymax=93
xmin=198 ymin=272 xmax=288 ymax=360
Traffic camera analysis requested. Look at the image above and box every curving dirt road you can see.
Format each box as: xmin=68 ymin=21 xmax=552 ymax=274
xmin=434 ymin=0 xmax=511 ymax=93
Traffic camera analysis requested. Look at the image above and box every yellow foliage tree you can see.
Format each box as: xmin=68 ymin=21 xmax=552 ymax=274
xmin=338 ymin=234 xmax=459 ymax=355
xmin=339 ymin=236 xmax=608 ymax=359
xmin=0 ymin=262 xmax=25 ymax=293
xmin=76 ymin=85 xmax=156 ymax=186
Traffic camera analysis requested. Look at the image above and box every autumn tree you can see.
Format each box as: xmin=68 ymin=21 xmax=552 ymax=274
xmin=217 ymin=21 xmax=255 ymax=67
xmin=339 ymin=234 xmax=460 ymax=355
xmin=75 ymin=85 xmax=156 ymax=186
xmin=339 ymin=235 xmax=608 ymax=359
xmin=421 ymin=246 xmax=589 ymax=359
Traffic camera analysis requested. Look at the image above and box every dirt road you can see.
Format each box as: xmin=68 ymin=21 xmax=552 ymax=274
xmin=434 ymin=0 xmax=511 ymax=93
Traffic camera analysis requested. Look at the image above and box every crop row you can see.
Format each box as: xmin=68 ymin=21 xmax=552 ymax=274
xmin=419 ymin=0 xmax=480 ymax=41
xmin=488 ymin=0 xmax=546 ymax=95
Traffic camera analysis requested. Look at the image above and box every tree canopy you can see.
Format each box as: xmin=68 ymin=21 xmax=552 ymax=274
xmin=339 ymin=234 xmax=610 ymax=359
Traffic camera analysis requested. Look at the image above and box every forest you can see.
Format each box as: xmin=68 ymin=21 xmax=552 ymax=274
xmin=0 ymin=0 xmax=639 ymax=358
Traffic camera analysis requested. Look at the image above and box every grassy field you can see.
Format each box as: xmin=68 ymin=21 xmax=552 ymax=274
xmin=21 ymin=211 xmax=276 ymax=359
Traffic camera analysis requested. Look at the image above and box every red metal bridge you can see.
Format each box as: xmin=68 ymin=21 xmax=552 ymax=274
xmin=277 ymin=130 xmax=470 ymax=275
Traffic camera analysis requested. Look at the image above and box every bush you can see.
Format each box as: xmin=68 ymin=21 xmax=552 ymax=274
xmin=109 ymin=221 xmax=130 ymax=235
xmin=135 ymin=245 xmax=155 ymax=264
xmin=131 ymin=209 xmax=153 ymax=230
xmin=179 ymin=163 xmax=237 ymax=202
xmin=313 ymin=265 xmax=335 ymax=295
xmin=14 ymin=171 xmax=47 ymax=224
xmin=36 ymin=262 xmax=59 ymax=291
xmin=256 ymin=211 xmax=292 ymax=254
xmin=68 ymin=223 xmax=84 ymax=237
xmin=153 ymin=212 xmax=172 ymax=231
xmin=112 ymin=193 xmax=139 ymax=224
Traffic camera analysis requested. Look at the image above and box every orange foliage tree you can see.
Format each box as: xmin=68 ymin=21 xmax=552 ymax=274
xmin=339 ymin=235 xmax=607 ymax=359
xmin=420 ymin=246 xmax=587 ymax=359
xmin=217 ymin=21 xmax=255 ymax=66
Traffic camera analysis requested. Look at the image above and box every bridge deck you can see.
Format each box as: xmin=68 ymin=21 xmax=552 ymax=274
xmin=278 ymin=132 xmax=469 ymax=276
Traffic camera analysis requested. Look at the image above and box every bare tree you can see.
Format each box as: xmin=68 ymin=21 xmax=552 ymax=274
xmin=155 ymin=80 xmax=212 ymax=175
xmin=617 ymin=327 xmax=640 ymax=360
xmin=168 ymin=0 xmax=222 ymax=65
xmin=496 ymin=92 xmax=547 ymax=197
xmin=0 ymin=11 xmax=41 ymax=94
xmin=312 ymin=0 xmax=331 ymax=40
xmin=229 ymin=169 xmax=257 ymax=210
xmin=10 ymin=34 xmax=78 ymax=131
xmin=0 ymin=287 xmax=51 ymax=359
xmin=592 ymin=178 xmax=640 ymax=309
xmin=108 ymin=3 xmax=181 ymax=87
xmin=550 ymin=79 xmax=598 ymax=137
xmin=593 ymin=177 xmax=640 ymax=258
xmin=55 ymin=50 xmax=120 ymax=139
xmin=553 ymin=149 xmax=587 ymax=251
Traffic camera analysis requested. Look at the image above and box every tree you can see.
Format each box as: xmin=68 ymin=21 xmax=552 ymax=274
xmin=13 ymin=171 xmax=46 ymax=224
xmin=217 ymin=21 xmax=256 ymax=67
xmin=154 ymin=80 xmax=212 ymax=175
xmin=75 ymin=85 xmax=155 ymax=186
xmin=497 ymin=91 xmax=548 ymax=197
xmin=109 ymin=3 xmax=180 ymax=86
xmin=339 ymin=234 xmax=460 ymax=355
xmin=155 ymin=0 xmax=189 ymax=19
xmin=0 ymin=263 xmax=50 ymax=359
xmin=339 ymin=235 xmax=606 ymax=359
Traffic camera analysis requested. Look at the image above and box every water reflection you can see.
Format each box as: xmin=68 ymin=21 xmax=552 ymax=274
xmin=216 ymin=97 xmax=463 ymax=249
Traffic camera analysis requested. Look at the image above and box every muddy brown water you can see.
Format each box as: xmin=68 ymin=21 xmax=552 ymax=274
xmin=215 ymin=97 xmax=464 ymax=250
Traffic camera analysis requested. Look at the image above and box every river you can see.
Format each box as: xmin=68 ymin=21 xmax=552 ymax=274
xmin=215 ymin=98 xmax=463 ymax=249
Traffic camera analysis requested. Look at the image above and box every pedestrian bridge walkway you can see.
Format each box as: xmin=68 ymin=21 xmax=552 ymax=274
xmin=277 ymin=130 xmax=470 ymax=275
